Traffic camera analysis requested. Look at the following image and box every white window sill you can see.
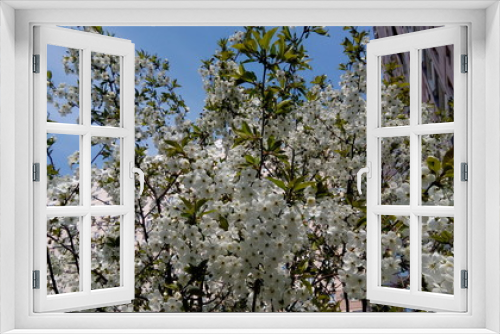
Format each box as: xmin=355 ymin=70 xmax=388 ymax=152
xmin=3 ymin=330 xmax=498 ymax=334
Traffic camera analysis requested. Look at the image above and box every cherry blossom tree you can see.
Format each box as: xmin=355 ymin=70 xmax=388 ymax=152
xmin=45 ymin=26 xmax=454 ymax=312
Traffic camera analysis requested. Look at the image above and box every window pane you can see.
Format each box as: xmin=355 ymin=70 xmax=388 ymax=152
xmin=91 ymin=215 xmax=121 ymax=290
xmin=91 ymin=52 xmax=121 ymax=127
xmin=380 ymin=52 xmax=410 ymax=127
xmin=421 ymin=216 xmax=454 ymax=294
xmin=421 ymin=45 xmax=454 ymax=124
xmin=381 ymin=215 xmax=410 ymax=289
xmin=381 ymin=137 xmax=410 ymax=205
xmin=47 ymin=133 xmax=80 ymax=206
xmin=421 ymin=133 xmax=454 ymax=206
xmin=47 ymin=216 xmax=80 ymax=294
xmin=47 ymin=45 xmax=80 ymax=124
xmin=91 ymin=137 xmax=120 ymax=205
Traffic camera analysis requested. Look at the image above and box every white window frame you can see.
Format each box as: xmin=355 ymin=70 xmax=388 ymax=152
xmin=1 ymin=1 xmax=499 ymax=333
xmin=365 ymin=26 xmax=467 ymax=312
xmin=33 ymin=26 xmax=136 ymax=312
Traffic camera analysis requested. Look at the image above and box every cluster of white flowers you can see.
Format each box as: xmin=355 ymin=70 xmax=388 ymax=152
xmin=380 ymin=216 xmax=410 ymax=289
xmin=90 ymin=137 xmax=121 ymax=205
xmin=380 ymin=83 xmax=409 ymax=127
xmin=421 ymin=217 xmax=454 ymax=294
xmin=46 ymin=216 xmax=80 ymax=294
xmin=90 ymin=215 xmax=121 ymax=290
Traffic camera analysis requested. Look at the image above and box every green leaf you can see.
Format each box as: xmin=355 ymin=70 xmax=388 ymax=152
xmin=442 ymin=147 xmax=454 ymax=171
xmin=179 ymin=197 xmax=193 ymax=211
xmin=431 ymin=230 xmax=453 ymax=244
xmin=195 ymin=198 xmax=209 ymax=212
xmin=219 ymin=216 xmax=229 ymax=231
xmin=444 ymin=170 xmax=454 ymax=178
xmin=270 ymin=44 xmax=277 ymax=57
xmin=277 ymin=36 xmax=286 ymax=58
xmin=251 ymin=29 xmax=261 ymax=42
xmin=266 ymin=136 xmax=275 ymax=149
xmin=427 ymin=156 xmax=441 ymax=174
xmin=283 ymin=49 xmax=297 ymax=61
xmin=356 ymin=216 xmax=367 ymax=229
xmin=311 ymin=75 xmax=327 ymax=85
xmin=249 ymin=39 xmax=258 ymax=53
xmin=313 ymin=26 xmax=329 ymax=36
xmin=245 ymin=155 xmax=256 ymax=165
xmin=282 ymin=27 xmax=291 ymax=40
xmin=241 ymin=121 xmax=252 ymax=135
xmin=241 ymin=70 xmax=257 ymax=83
xmin=232 ymin=43 xmax=247 ymax=52
xmin=232 ymin=138 xmax=247 ymax=148
xmin=267 ymin=177 xmax=287 ymax=191
xmin=276 ymin=99 xmax=293 ymax=114
xmin=219 ymin=50 xmax=234 ymax=61
xmin=199 ymin=210 xmax=216 ymax=217
xmin=260 ymin=27 xmax=279 ymax=51
xmin=300 ymin=261 xmax=309 ymax=272
xmin=301 ymin=279 xmax=313 ymax=294
xmin=293 ymin=181 xmax=315 ymax=192
xmin=165 ymin=283 xmax=179 ymax=291
xmin=266 ymin=136 xmax=283 ymax=152
xmin=165 ymin=140 xmax=182 ymax=150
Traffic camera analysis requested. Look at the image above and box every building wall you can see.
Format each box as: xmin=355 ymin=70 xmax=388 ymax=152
xmin=373 ymin=26 xmax=454 ymax=122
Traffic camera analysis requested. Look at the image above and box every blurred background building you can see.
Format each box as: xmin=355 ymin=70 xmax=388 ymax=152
xmin=373 ymin=26 xmax=454 ymax=122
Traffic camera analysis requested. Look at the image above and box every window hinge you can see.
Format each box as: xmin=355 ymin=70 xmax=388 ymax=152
xmin=33 ymin=54 xmax=40 ymax=73
xmin=33 ymin=270 xmax=40 ymax=289
xmin=33 ymin=163 xmax=40 ymax=182
xmin=461 ymin=270 xmax=468 ymax=289
xmin=461 ymin=54 xmax=468 ymax=73
xmin=461 ymin=162 xmax=468 ymax=181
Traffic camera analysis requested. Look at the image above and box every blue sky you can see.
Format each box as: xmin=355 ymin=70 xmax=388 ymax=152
xmin=48 ymin=26 xmax=373 ymax=175
xmin=102 ymin=26 xmax=372 ymax=119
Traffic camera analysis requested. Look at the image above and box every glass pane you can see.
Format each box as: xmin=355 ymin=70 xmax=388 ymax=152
xmin=380 ymin=52 xmax=410 ymax=127
xmin=91 ymin=52 xmax=121 ymax=127
xmin=47 ymin=133 xmax=80 ymax=206
xmin=381 ymin=137 xmax=410 ymax=205
xmin=421 ymin=134 xmax=454 ymax=206
xmin=47 ymin=216 xmax=80 ymax=294
xmin=91 ymin=137 xmax=121 ymax=205
xmin=421 ymin=216 xmax=454 ymax=294
xmin=91 ymin=215 xmax=121 ymax=290
xmin=421 ymin=45 xmax=454 ymax=124
xmin=47 ymin=45 xmax=80 ymax=124
xmin=381 ymin=215 xmax=410 ymax=289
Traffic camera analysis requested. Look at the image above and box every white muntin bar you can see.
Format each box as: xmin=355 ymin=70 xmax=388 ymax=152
xmin=81 ymin=46 xmax=92 ymax=296
xmin=409 ymin=45 xmax=419 ymax=295
xmin=372 ymin=123 xmax=454 ymax=138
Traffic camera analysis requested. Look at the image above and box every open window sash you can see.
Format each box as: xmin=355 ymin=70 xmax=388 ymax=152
xmin=33 ymin=26 xmax=136 ymax=312
xmin=365 ymin=26 xmax=467 ymax=312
